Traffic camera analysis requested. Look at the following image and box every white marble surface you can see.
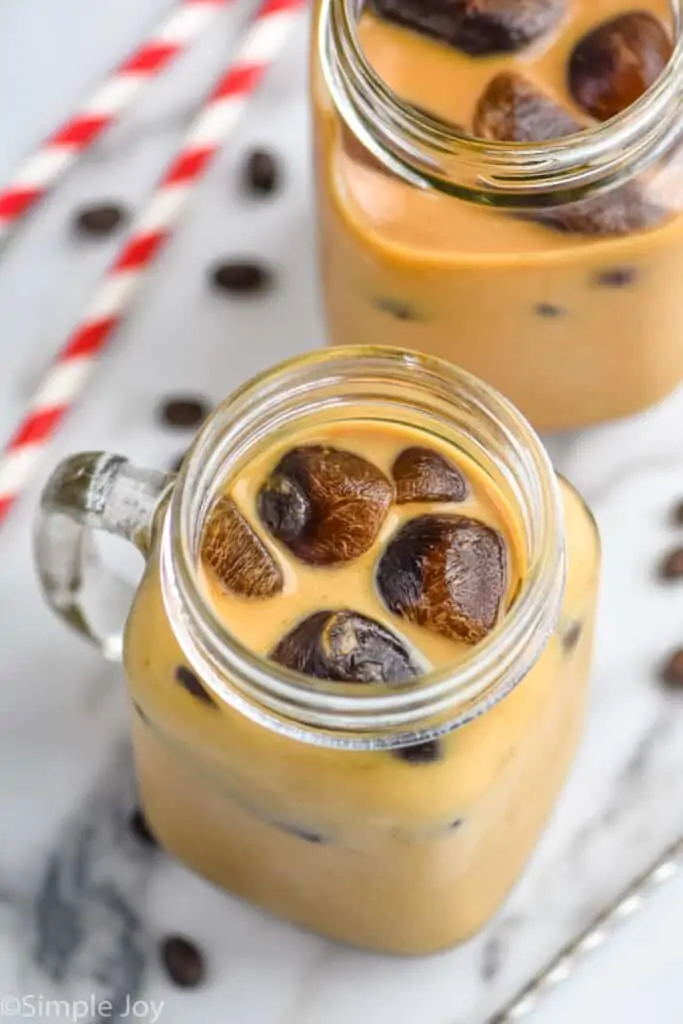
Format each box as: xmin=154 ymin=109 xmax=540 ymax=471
xmin=1 ymin=1 xmax=683 ymax=1021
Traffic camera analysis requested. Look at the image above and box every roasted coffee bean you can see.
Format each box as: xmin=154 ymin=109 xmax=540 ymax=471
xmin=594 ymin=266 xmax=637 ymax=288
xmin=392 ymin=446 xmax=468 ymax=504
xmin=272 ymin=610 xmax=421 ymax=684
xmin=659 ymin=547 xmax=683 ymax=581
xmin=661 ymin=648 xmax=683 ymax=688
xmin=244 ymin=148 xmax=280 ymax=195
xmin=175 ymin=665 xmax=218 ymax=708
xmin=158 ymin=396 xmax=211 ymax=430
xmin=160 ymin=935 xmax=206 ymax=988
xmin=210 ymin=260 xmax=272 ymax=294
xmin=371 ymin=0 xmax=564 ymax=56
xmin=201 ymin=496 xmax=283 ymax=598
xmin=377 ymin=514 xmax=507 ymax=644
xmin=258 ymin=445 xmax=393 ymax=566
xmin=74 ymin=202 xmax=127 ymax=237
xmin=569 ymin=13 xmax=673 ymax=122
xmin=129 ymin=807 xmax=158 ymax=849
xmin=393 ymin=739 xmax=444 ymax=765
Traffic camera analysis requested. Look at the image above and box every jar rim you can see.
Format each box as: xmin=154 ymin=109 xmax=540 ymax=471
xmin=320 ymin=0 xmax=683 ymax=202
xmin=161 ymin=346 xmax=565 ymax=748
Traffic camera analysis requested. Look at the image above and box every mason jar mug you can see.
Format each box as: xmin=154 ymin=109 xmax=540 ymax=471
xmin=313 ymin=0 xmax=683 ymax=430
xmin=34 ymin=347 xmax=600 ymax=954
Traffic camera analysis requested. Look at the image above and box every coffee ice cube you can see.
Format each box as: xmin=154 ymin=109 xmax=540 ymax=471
xmin=201 ymin=496 xmax=283 ymax=598
xmin=371 ymin=0 xmax=565 ymax=56
xmin=569 ymin=12 xmax=672 ymax=122
xmin=392 ymin=446 xmax=468 ymax=504
xmin=473 ymin=71 xmax=582 ymax=143
xmin=258 ymin=446 xmax=394 ymax=566
xmin=473 ymin=71 xmax=664 ymax=236
xmin=377 ymin=514 xmax=507 ymax=644
xmin=271 ymin=609 xmax=421 ymax=683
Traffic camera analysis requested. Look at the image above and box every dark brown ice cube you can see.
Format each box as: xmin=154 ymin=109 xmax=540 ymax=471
xmin=271 ymin=610 xmax=421 ymax=684
xmin=392 ymin=447 xmax=468 ymax=504
xmin=258 ymin=446 xmax=394 ymax=566
xmin=473 ymin=71 xmax=664 ymax=237
xmin=473 ymin=71 xmax=582 ymax=143
xmin=534 ymin=185 xmax=663 ymax=237
xmin=569 ymin=13 xmax=673 ymax=122
xmin=200 ymin=496 xmax=283 ymax=598
xmin=376 ymin=514 xmax=507 ymax=644
xmin=370 ymin=0 xmax=564 ymax=56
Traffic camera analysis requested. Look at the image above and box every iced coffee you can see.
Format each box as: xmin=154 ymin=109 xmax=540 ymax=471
xmin=124 ymin=412 xmax=599 ymax=953
xmin=314 ymin=0 xmax=683 ymax=429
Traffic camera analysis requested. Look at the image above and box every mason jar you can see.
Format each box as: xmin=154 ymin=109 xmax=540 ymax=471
xmin=313 ymin=0 xmax=683 ymax=430
xmin=34 ymin=347 xmax=600 ymax=954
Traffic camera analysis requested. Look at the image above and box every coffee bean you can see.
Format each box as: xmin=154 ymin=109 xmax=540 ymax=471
xmin=129 ymin=807 xmax=158 ymax=849
xmin=671 ymin=499 xmax=683 ymax=526
xmin=535 ymin=303 xmax=565 ymax=318
xmin=175 ymin=665 xmax=218 ymax=708
xmin=661 ymin=648 xmax=683 ymax=688
xmin=210 ymin=260 xmax=272 ymax=295
xmin=594 ymin=266 xmax=637 ymax=288
xmin=160 ymin=935 xmax=206 ymax=988
xmin=393 ymin=739 xmax=444 ymax=765
xmin=373 ymin=296 xmax=422 ymax=322
xmin=74 ymin=202 xmax=127 ymax=237
xmin=659 ymin=548 xmax=683 ymax=580
xmin=244 ymin=148 xmax=280 ymax=195
xmin=158 ymin=397 xmax=210 ymax=430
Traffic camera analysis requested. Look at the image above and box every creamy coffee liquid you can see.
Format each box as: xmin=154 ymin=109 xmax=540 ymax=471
xmin=199 ymin=420 xmax=524 ymax=675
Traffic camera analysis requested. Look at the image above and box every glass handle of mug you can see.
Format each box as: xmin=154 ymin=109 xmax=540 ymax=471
xmin=34 ymin=452 xmax=174 ymax=662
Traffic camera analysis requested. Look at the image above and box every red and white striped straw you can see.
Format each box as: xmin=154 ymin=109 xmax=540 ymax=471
xmin=0 ymin=0 xmax=230 ymax=242
xmin=0 ymin=0 xmax=306 ymax=525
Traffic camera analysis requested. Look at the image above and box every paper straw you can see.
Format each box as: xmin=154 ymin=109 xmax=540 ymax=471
xmin=0 ymin=0 xmax=306 ymax=525
xmin=0 ymin=0 xmax=230 ymax=243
